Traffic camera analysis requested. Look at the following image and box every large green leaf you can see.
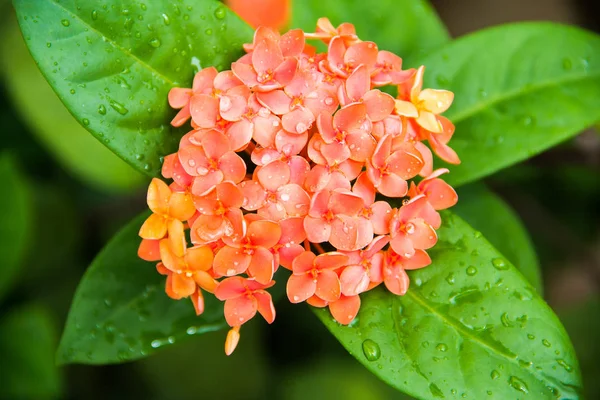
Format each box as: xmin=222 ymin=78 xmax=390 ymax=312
xmin=14 ymin=0 xmax=253 ymax=176
xmin=417 ymin=23 xmax=600 ymax=187
xmin=0 ymin=15 xmax=144 ymax=192
xmin=0 ymin=153 xmax=32 ymax=301
xmin=0 ymin=305 xmax=62 ymax=400
xmin=453 ymin=183 xmax=542 ymax=294
xmin=315 ymin=211 xmax=581 ymax=399
xmin=291 ymin=0 xmax=449 ymax=62
xmin=57 ymin=213 xmax=226 ymax=365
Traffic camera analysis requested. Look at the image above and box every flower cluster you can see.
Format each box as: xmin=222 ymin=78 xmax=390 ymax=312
xmin=138 ymin=18 xmax=459 ymax=355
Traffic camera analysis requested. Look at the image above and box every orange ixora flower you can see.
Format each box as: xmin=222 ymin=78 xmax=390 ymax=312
xmin=139 ymin=18 xmax=460 ymax=355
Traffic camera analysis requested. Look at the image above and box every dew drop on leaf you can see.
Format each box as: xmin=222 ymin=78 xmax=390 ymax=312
xmin=98 ymin=104 xmax=107 ymax=115
xmin=149 ymin=38 xmax=161 ymax=48
xmin=508 ymin=376 xmax=528 ymax=393
xmin=466 ymin=266 xmax=477 ymax=276
xmin=361 ymin=339 xmax=381 ymax=361
xmin=214 ymin=6 xmax=226 ymax=19
xmin=491 ymin=257 xmax=508 ymax=270
xmin=61 ymin=19 xmax=70 ymax=27
xmin=490 ymin=370 xmax=500 ymax=380
xmin=542 ymin=339 xmax=551 ymax=347
xmin=91 ymin=10 xmax=98 ymax=20
xmin=429 ymin=383 xmax=445 ymax=398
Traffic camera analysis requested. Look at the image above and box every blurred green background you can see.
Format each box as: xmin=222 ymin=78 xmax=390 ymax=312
xmin=0 ymin=1 xmax=598 ymax=399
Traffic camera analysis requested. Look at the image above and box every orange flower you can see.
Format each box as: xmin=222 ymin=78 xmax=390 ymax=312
xmin=287 ymin=251 xmax=348 ymax=303
xmin=395 ymin=65 xmax=454 ymax=134
xmin=138 ymin=179 xmax=196 ymax=257
xmin=226 ymin=0 xmax=290 ymax=31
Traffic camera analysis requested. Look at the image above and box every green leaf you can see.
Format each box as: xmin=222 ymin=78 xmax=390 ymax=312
xmin=417 ymin=23 xmax=600 ymax=187
xmin=0 ymin=153 xmax=32 ymax=301
xmin=14 ymin=0 xmax=253 ymax=176
xmin=291 ymin=0 xmax=449 ymax=62
xmin=0 ymin=305 xmax=62 ymax=400
xmin=0 ymin=15 xmax=144 ymax=192
xmin=453 ymin=183 xmax=542 ymax=294
xmin=315 ymin=211 xmax=581 ymax=400
xmin=57 ymin=212 xmax=226 ymax=365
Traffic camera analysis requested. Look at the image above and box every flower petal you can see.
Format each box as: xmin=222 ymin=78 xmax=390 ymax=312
xmin=254 ymin=291 xmax=276 ymax=323
xmin=340 ymin=265 xmax=370 ymax=296
xmin=329 ymin=294 xmax=360 ymax=325
xmin=303 ymin=216 xmax=331 ymax=243
xmin=248 ymin=247 xmax=275 ymax=284
xmin=213 ymin=246 xmax=251 ymax=277
xmin=287 ymin=273 xmax=317 ymax=303
xmin=224 ymin=296 xmax=258 ymax=326
xmin=190 ymin=94 xmax=219 ymax=128
xmin=315 ymin=269 xmax=341 ymax=302
xmin=215 ymin=276 xmax=247 ymax=300
xmin=219 ymin=152 xmax=247 ymax=183
xmin=248 ymin=220 xmax=282 ymax=248
xmin=257 ymin=160 xmax=291 ymax=191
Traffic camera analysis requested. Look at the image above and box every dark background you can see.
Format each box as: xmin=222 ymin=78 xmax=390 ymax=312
xmin=0 ymin=1 xmax=598 ymax=399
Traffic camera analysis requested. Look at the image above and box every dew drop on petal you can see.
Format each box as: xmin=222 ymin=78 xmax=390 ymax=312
xmin=296 ymin=122 xmax=307 ymax=133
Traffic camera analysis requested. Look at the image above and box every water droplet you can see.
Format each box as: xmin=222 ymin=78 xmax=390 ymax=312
xmin=562 ymin=58 xmax=572 ymax=70
xmin=445 ymin=273 xmax=455 ymax=285
xmin=280 ymin=193 xmax=290 ymax=202
xmin=324 ymin=97 xmax=334 ymax=106
xmin=98 ymin=104 xmax=107 ymax=115
xmin=295 ymin=122 xmax=307 ymax=133
xmin=214 ymin=6 xmax=226 ymax=19
xmin=492 ymin=258 xmax=508 ymax=270
xmin=46 ymin=42 xmax=51 ymax=48
xmin=429 ymin=383 xmax=445 ymax=398
xmin=91 ymin=10 xmax=98 ymax=20
xmin=61 ymin=19 xmax=70 ymax=27
xmin=436 ymin=343 xmax=447 ymax=352
xmin=362 ymin=339 xmax=380 ymax=361
xmin=149 ymin=38 xmax=161 ymax=48
xmin=542 ymin=339 xmax=551 ymax=347
xmin=69 ymin=89 xmax=76 ymax=95
xmin=490 ymin=370 xmax=500 ymax=380
xmin=466 ymin=266 xmax=477 ymax=276
xmin=527 ymin=334 xmax=535 ymax=340
xmin=473 ymin=231 xmax=482 ymax=238
xmin=161 ymin=13 xmax=170 ymax=25
xmin=205 ymin=28 xmax=213 ymax=35
xmin=509 ymin=376 xmax=528 ymax=393
xmin=108 ymin=99 xmax=129 ymax=115
xmin=82 ymin=118 xmax=90 ymax=126
xmin=500 ymin=312 xmax=514 ymax=327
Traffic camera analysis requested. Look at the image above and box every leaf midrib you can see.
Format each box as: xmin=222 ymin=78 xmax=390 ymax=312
xmin=448 ymin=71 xmax=600 ymax=124
xmin=49 ymin=0 xmax=176 ymax=86
xmin=401 ymin=290 xmax=564 ymax=392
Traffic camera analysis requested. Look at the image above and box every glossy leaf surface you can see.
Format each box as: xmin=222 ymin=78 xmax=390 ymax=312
xmin=14 ymin=0 xmax=253 ymax=176
xmin=0 ymin=16 xmax=144 ymax=192
xmin=418 ymin=23 xmax=600 ymax=186
xmin=315 ymin=211 xmax=581 ymax=399
xmin=454 ymin=183 xmax=542 ymax=293
xmin=57 ymin=213 xmax=226 ymax=365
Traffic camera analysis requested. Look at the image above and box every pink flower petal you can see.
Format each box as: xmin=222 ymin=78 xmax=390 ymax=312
xmin=344 ymin=41 xmax=378 ymax=70
xmin=192 ymin=67 xmax=218 ymax=93
xmin=280 ymin=29 xmax=305 ymax=57
xmin=315 ymin=269 xmax=341 ymax=302
xmin=329 ymin=294 xmax=360 ymax=325
xmin=218 ymin=152 xmax=246 ymax=183
xmin=248 ymin=220 xmax=282 ymax=248
xmin=213 ymin=246 xmax=252 ymax=277
xmin=352 ymin=173 xmax=375 ymax=205
xmin=334 ymin=103 xmax=368 ymax=135
xmin=345 ymin=65 xmax=369 ymax=101
xmin=340 ymin=265 xmax=370 ymax=296
xmin=363 ymin=90 xmax=395 ymax=121
xmin=278 ymin=184 xmax=310 ymax=216
xmin=231 ymin=61 xmax=259 ymax=88
xmin=273 ymin=57 xmax=298 ymax=87
xmin=220 ymin=94 xmax=248 ymax=122
xmin=248 ymin=247 xmax=275 ymax=284
xmin=370 ymin=201 xmax=393 ymax=234
xmin=191 ymin=170 xmax=224 ymax=196
xmin=282 ymin=107 xmax=314 ymax=134
xmin=225 ymin=120 xmax=254 ymax=152
xmin=384 ymin=266 xmax=410 ymax=295
xmin=190 ymin=94 xmax=219 ymax=128
xmin=215 ymin=276 xmax=247 ymax=300
xmin=252 ymin=36 xmax=284 ymax=75
xmin=256 ymin=90 xmax=292 ymax=115
xmin=224 ymin=296 xmax=258 ymax=326
xmin=257 ymin=160 xmax=291 ymax=191
xmin=168 ymin=87 xmax=192 ymax=108
xmin=240 ymin=180 xmax=267 ymax=210
xmin=346 ymin=132 xmax=376 ymax=162
xmin=254 ymin=291 xmax=276 ymax=323
xmin=287 ymin=273 xmax=317 ymax=303
xmin=378 ymin=173 xmax=408 ymax=198
xmin=303 ymin=215 xmax=332 ymax=243
xmin=330 ymin=215 xmax=374 ymax=252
